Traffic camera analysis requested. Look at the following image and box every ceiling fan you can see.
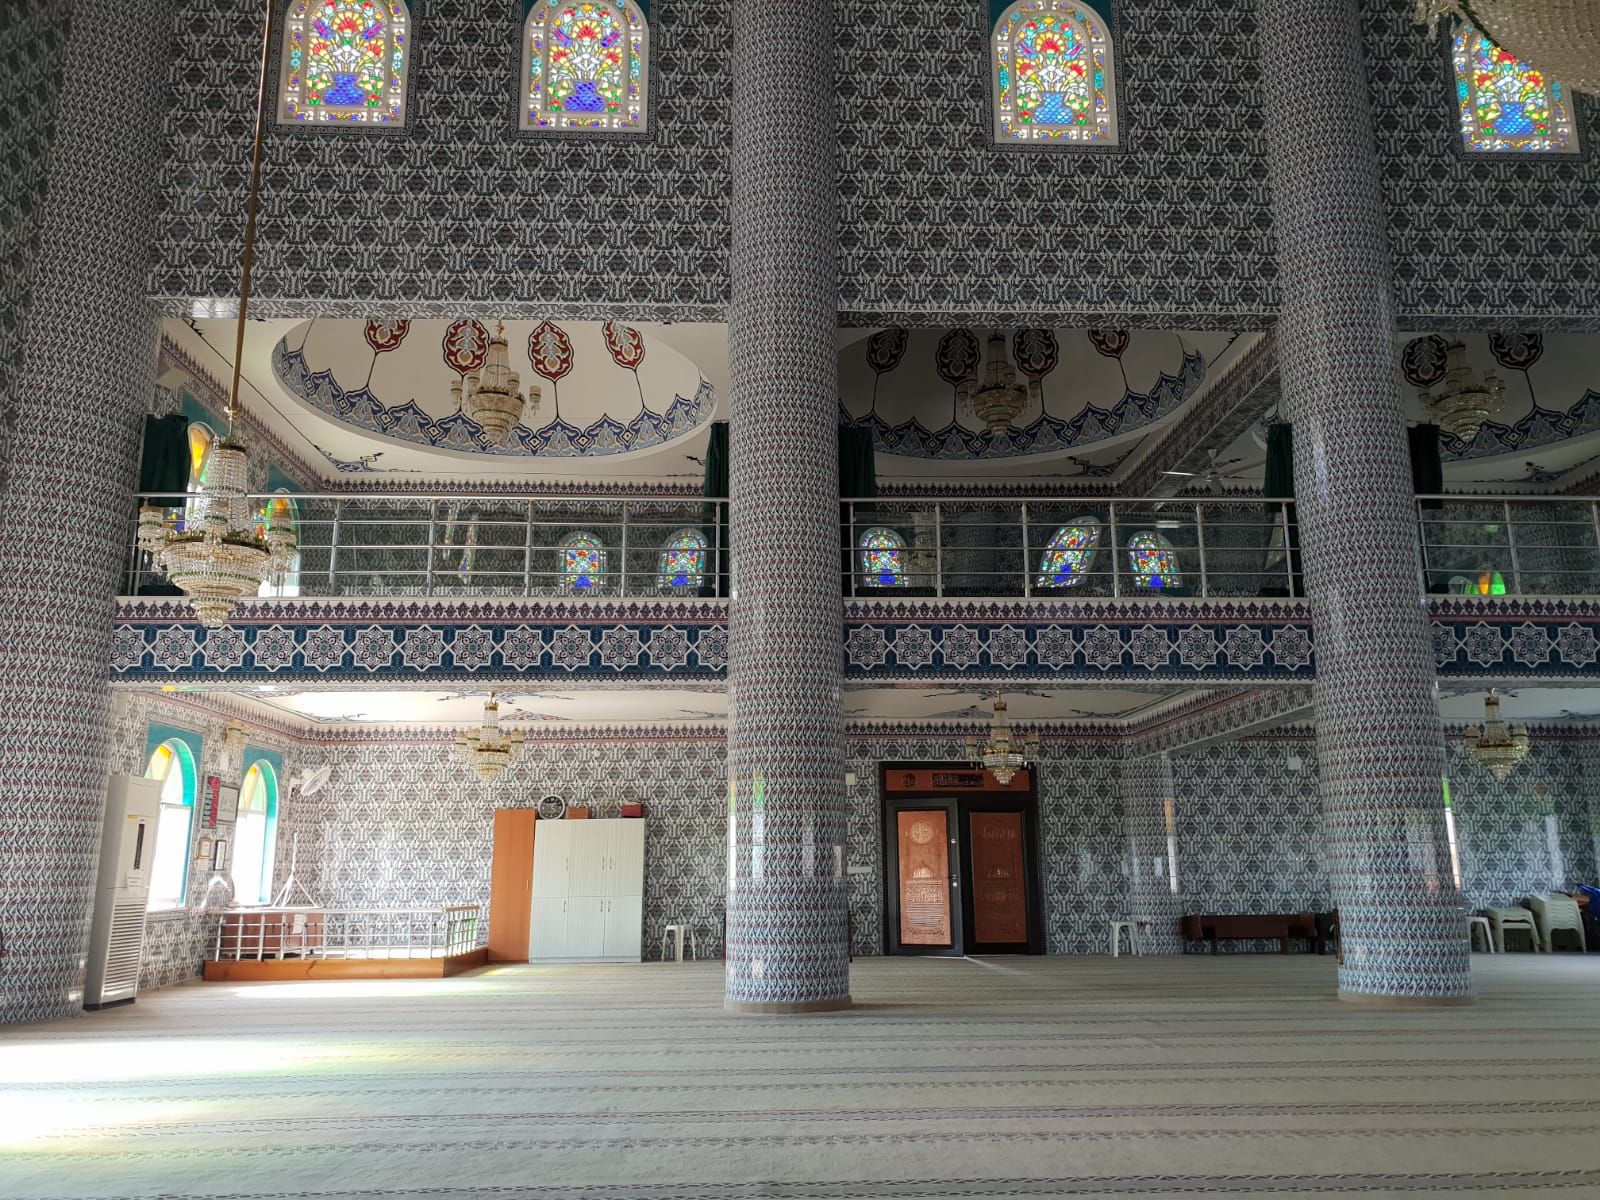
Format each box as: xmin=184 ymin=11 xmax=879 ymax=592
xmin=1162 ymin=447 xmax=1267 ymax=494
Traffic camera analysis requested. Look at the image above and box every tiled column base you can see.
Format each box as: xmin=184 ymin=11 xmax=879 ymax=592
xmin=1123 ymin=753 xmax=1184 ymax=954
xmin=1259 ymin=0 xmax=1471 ymax=1003
xmin=723 ymin=0 xmax=850 ymax=1010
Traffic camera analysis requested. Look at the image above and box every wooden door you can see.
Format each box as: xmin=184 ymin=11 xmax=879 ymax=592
xmin=884 ymin=802 xmax=962 ymax=955
xmin=488 ymin=809 xmax=536 ymax=962
xmin=968 ymin=810 xmax=1028 ymax=947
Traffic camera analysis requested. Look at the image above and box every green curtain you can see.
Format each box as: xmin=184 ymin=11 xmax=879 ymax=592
xmin=700 ymin=422 xmax=729 ymax=597
xmin=1409 ymin=423 xmax=1443 ymax=511
xmin=140 ymin=413 xmax=191 ymax=499
xmin=1261 ymin=422 xmax=1302 ymax=597
xmin=839 ymin=425 xmax=880 ymax=595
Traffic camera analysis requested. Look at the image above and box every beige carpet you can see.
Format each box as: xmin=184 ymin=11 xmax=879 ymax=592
xmin=5 ymin=955 xmax=1600 ymax=1198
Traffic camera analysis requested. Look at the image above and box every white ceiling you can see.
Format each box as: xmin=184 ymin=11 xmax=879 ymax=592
xmin=1438 ymin=684 xmax=1600 ymax=724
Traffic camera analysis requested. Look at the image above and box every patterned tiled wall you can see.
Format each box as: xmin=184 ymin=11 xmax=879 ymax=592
xmin=1123 ymin=752 xmax=1184 ymax=951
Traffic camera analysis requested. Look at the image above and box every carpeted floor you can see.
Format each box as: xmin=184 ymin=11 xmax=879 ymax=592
xmin=5 ymin=955 xmax=1600 ymax=1198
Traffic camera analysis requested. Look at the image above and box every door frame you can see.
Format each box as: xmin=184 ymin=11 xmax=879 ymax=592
xmin=882 ymin=797 xmax=964 ymax=957
xmin=880 ymin=762 xmax=1045 ymax=957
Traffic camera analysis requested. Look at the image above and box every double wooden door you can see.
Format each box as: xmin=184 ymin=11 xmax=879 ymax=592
xmin=884 ymin=798 xmax=1042 ymax=956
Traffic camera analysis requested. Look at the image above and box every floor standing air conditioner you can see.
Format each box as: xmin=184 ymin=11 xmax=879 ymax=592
xmin=84 ymin=774 xmax=164 ymax=1010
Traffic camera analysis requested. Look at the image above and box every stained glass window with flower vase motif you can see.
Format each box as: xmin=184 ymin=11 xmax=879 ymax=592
xmin=562 ymin=532 xmax=606 ymax=591
xmin=278 ymin=0 xmax=412 ymax=126
xmin=992 ymin=0 xmax=1117 ymax=145
xmin=1127 ymin=531 xmax=1181 ymax=591
xmin=859 ymin=527 xmax=907 ymax=588
xmin=522 ymin=0 xmax=650 ymax=133
xmin=1037 ymin=519 xmax=1101 ymax=588
xmin=1452 ymin=25 xmax=1578 ymax=153
xmin=657 ymin=528 xmax=707 ymax=591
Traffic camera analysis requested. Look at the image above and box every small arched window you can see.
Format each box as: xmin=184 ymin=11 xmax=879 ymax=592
xmin=144 ymin=739 xmax=197 ymax=910
xmin=658 ymin=528 xmax=707 ymax=591
xmin=859 ymin=527 xmax=907 ymax=588
xmin=992 ymin=0 xmax=1117 ymax=145
xmin=278 ymin=0 xmax=412 ymax=126
xmin=1452 ymin=25 xmax=1578 ymax=153
xmin=233 ymin=761 xmax=279 ymax=905
xmin=521 ymin=0 xmax=649 ymax=133
xmin=1037 ymin=519 xmax=1101 ymax=589
xmin=562 ymin=532 xmax=606 ymax=590
xmin=1127 ymin=531 xmax=1181 ymax=591
xmin=255 ymin=492 xmax=301 ymax=597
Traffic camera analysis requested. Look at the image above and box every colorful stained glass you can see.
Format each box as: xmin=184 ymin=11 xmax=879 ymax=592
xmin=178 ymin=422 xmax=215 ymax=533
xmin=562 ymin=532 xmax=606 ymax=590
xmin=1452 ymin=27 xmax=1577 ymax=153
xmin=524 ymin=0 xmax=648 ymax=132
xmin=658 ymin=528 xmax=707 ymax=590
xmin=1036 ymin=519 xmax=1100 ymax=588
xmin=859 ymin=527 xmax=907 ymax=588
xmin=993 ymin=0 xmax=1116 ymax=144
xmin=279 ymin=1 xmax=410 ymax=125
xmin=1127 ymin=531 xmax=1181 ymax=591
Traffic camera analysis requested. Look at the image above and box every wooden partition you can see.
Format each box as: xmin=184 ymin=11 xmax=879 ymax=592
xmin=488 ymin=809 xmax=537 ymax=962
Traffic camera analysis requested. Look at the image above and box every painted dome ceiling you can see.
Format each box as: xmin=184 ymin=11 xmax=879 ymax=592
xmin=271 ymin=318 xmax=716 ymax=460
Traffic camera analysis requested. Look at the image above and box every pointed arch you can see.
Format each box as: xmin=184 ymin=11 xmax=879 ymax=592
xmin=657 ymin=527 xmax=707 ymax=591
xmin=1451 ymin=25 xmax=1578 ymax=153
xmin=561 ymin=531 xmax=607 ymax=591
xmin=278 ymin=0 xmax=413 ymax=126
xmin=859 ymin=527 xmax=907 ymax=589
xmin=1036 ymin=518 xmax=1101 ymax=588
xmin=521 ymin=0 xmax=650 ymax=133
xmin=233 ymin=759 xmax=280 ymax=905
xmin=1127 ymin=531 xmax=1181 ymax=591
xmin=144 ymin=739 xmax=198 ymax=909
xmin=992 ymin=0 xmax=1117 ymax=145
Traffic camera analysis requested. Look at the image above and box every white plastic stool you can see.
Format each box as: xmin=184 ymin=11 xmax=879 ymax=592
xmin=660 ymin=923 xmax=698 ymax=963
xmin=1110 ymin=920 xmax=1145 ymax=957
xmin=1468 ymin=915 xmax=1495 ymax=953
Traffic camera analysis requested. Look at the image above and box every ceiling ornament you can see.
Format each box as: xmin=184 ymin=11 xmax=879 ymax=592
xmin=442 ymin=317 xmax=490 ymax=375
xmin=1012 ymin=329 xmax=1060 ymax=380
xmin=1415 ymin=2 xmax=1600 ymax=93
xmin=138 ymin=0 xmax=293 ymax=630
xmin=934 ymin=328 xmax=982 ymax=389
xmin=1401 ymin=334 xmax=1452 ymax=388
xmin=528 ymin=321 xmax=575 ymax=420
xmin=966 ymin=694 xmax=1040 ymax=786
xmin=364 ymin=319 xmax=410 ymax=355
xmin=866 ymin=328 xmax=910 ymax=376
xmin=450 ymin=321 xmax=536 ymax=443
xmin=1464 ymin=688 xmax=1530 ymax=780
xmin=1489 ymin=330 xmax=1544 ymax=372
xmin=603 ymin=320 xmax=650 ymax=411
xmin=956 ymin=332 xmax=1043 ymax=433
xmin=1418 ymin=340 xmax=1505 ymax=442
xmin=454 ymin=692 xmax=526 ymax=781
xmin=1088 ymin=328 xmax=1131 ymax=359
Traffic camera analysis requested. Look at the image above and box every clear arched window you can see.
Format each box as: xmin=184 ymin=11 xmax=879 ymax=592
xmin=180 ymin=421 xmax=215 ymax=533
xmin=1127 ymin=531 xmax=1181 ymax=591
xmin=658 ymin=528 xmax=707 ymax=591
xmin=521 ymin=0 xmax=649 ymax=133
xmin=1037 ymin=518 xmax=1101 ymax=588
xmin=278 ymin=0 xmax=412 ymax=126
xmin=255 ymin=492 xmax=301 ymax=597
xmin=1452 ymin=25 xmax=1578 ymax=153
xmin=992 ymin=0 xmax=1117 ymax=145
xmin=144 ymin=739 xmax=197 ymax=910
xmin=562 ymin=532 xmax=606 ymax=590
xmin=233 ymin=761 xmax=279 ymax=905
xmin=859 ymin=527 xmax=907 ymax=588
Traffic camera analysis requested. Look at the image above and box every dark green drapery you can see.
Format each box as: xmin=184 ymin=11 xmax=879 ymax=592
xmin=839 ymin=426 xmax=882 ymax=594
xmin=140 ymin=413 xmax=191 ymax=497
xmin=1261 ymin=422 xmax=1302 ymax=597
xmin=700 ymin=421 xmax=729 ymax=597
xmin=1409 ymin=423 xmax=1443 ymax=511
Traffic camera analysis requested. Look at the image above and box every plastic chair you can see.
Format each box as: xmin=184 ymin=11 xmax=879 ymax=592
xmin=1110 ymin=920 xmax=1145 ymax=957
xmin=1467 ymin=915 xmax=1495 ymax=953
xmin=1526 ymin=894 xmax=1588 ymax=953
xmin=659 ymin=923 xmax=698 ymax=963
xmin=1483 ymin=907 xmax=1540 ymax=952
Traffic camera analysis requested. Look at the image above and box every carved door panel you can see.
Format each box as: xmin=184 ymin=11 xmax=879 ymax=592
xmin=969 ymin=810 xmax=1028 ymax=946
xmin=896 ymin=810 xmax=953 ymax=947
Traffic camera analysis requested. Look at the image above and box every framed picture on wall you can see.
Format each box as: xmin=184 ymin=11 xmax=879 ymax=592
xmin=212 ymin=841 xmax=228 ymax=871
xmin=197 ymin=837 xmax=214 ymax=860
xmin=216 ymin=783 xmax=240 ymax=824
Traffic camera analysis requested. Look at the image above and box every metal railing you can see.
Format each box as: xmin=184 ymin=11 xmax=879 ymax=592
xmin=210 ymin=905 xmax=483 ymax=961
xmin=1417 ymin=496 xmax=1600 ymax=597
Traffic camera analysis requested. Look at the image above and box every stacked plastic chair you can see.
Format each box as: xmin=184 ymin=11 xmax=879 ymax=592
xmin=1526 ymin=893 xmax=1588 ymax=953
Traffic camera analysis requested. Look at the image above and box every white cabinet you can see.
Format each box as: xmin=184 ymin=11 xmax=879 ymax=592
xmin=529 ymin=819 xmax=645 ymax=963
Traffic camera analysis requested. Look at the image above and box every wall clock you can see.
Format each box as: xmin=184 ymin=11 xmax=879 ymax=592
xmin=537 ymin=795 xmax=567 ymax=821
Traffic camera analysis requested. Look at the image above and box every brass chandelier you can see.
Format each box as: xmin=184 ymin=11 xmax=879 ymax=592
xmin=967 ymin=694 xmax=1041 ymax=786
xmin=1465 ymin=688 xmax=1530 ymax=781
xmin=137 ymin=0 xmax=292 ymax=628
xmin=1418 ymin=341 xmax=1505 ymax=442
xmin=451 ymin=321 xmax=536 ymax=441
xmin=957 ymin=333 xmax=1041 ymax=434
xmin=1415 ymin=2 xmax=1600 ymax=94
xmin=454 ymin=693 xmax=526 ymax=781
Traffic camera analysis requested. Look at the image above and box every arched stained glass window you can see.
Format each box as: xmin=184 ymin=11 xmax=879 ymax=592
xmin=859 ymin=527 xmax=907 ymax=588
xmin=233 ymin=761 xmax=279 ymax=905
xmin=179 ymin=422 xmax=215 ymax=533
xmin=562 ymin=532 xmax=606 ymax=590
xmin=144 ymin=739 xmax=197 ymax=910
xmin=521 ymin=0 xmax=649 ymax=133
xmin=1452 ymin=25 xmax=1577 ymax=153
xmin=992 ymin=0 xmax=1117 ymax=145
xmin=278 ymin=0 xmax=412 ymax=126
xmin=1127 ymin=531 xmax=1181 ymax=591
xmin=254 ymin=492 xmax=301 ymax=597
xmin=1037 ymin=519 xmax=1101 ymax=588
xmin=658 ymin=528 xmax=707 ymax=591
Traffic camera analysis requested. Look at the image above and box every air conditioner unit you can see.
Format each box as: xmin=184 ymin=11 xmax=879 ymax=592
xmin=84 ymin=774 xmax=164 ymax=1010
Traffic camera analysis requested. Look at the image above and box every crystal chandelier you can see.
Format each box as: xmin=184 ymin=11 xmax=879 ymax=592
xmin=1465 ymin=688 xmax=1530 ymax=780
xmin=966 ymin=695 xmax=1041 ymax=786
xmin=454 ymin=692 xmax=526 ymax=781
xmin=1418 ymin=341 xmax=1505 ymax=442
xmin=1415 ymin=2 xmax=1600 ymax=93
xmin=957 ymin=333 xmax=1041 ymax=433
xmin=451 ymin=322 xmax=537 ymax=441
xmin=136 ymin=0 xmax=292 ymax=629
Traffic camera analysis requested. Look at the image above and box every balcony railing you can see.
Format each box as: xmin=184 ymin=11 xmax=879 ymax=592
xmin=124 ymin=493 xmax=1600 ymax=604
xmin=210 ymin=905 xmax=483 ymax=962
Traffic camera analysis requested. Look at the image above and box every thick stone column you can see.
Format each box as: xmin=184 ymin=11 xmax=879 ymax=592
xmin=1122 ymin=753 xmax=1184 ymax=954
xmin=723 ymin=0 xmax=850 ymax=1011
xmin=0 ymin=0 xmax=172 ymax=1023
xmin=1259 ymin=0 xmax=1471 ymax=1003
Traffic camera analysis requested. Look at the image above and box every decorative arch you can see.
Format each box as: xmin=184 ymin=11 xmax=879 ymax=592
xmin=1127 ymin=531 xmax=1181 ymax=591
xmin=992 ymin=0 xmax=1117 ymax=145
xmin=1451 ymin=25 xmax=1578 ymax=153
xmin=144 ymin=739 xmax=198 ymax=909
xmin=657 ymin=528 xmax=707 ymax=591
xmin=278 ymin=0 xmax=413 ymax=126
xmin=521 ymin=0 xmax=649 ymax=133
xmin=1036 ymin=518 xmax=1101 ymax=588
xmin=233 ymin=759 xmax=280 ymax=905
xmin=859 ymin=527 xmax=907 ymax=589
xmin=255 ymin=491 xmax=301 ymax=597
xmin=561 ymin=532 xmax=607 ymax=591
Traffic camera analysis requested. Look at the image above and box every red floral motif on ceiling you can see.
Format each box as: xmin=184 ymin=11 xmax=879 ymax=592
xmin=934 ymin=329 xmax=981 ymax=387
xmin=1087 ymin=328 xmax=1131 ymax=359
xmin=865 ymin=328 xmax=909 ymax=375
xmin=442 ymin=318 xmax=489 ymax=375
xmin=602 ymin=320 xmax=646 ymax=371
xmin=529 ymin=321 xmax=575 ymax=382
xmin=364 ymin=319 xmax=410 ymax=354
xmin=1012 ymin=329 xmax=1059 ymax=379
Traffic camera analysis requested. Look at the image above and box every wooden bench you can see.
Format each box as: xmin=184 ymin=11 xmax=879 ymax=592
xmin=1181 ymin=912 xmax=1324 ymax=954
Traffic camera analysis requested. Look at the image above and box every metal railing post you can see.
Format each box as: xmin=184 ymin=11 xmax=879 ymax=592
xmin=1194 ymin=502 xmax=1209 ymax=599
xmin=523 ymin=500 xmax=536 ymax=596
xmin=714 ymin=500 xmax=724 ymax=595
xmin=934 ymin=502 xmax=944 ymax=598
xmin=1415 ymin=499 xmax=1430 ymax=595
xmin=424 ymin=501 xmax=437 ymax=597
xmin=327 ymin=499 xmax=342 ymax=593
xmin=1021 ymin=501 xmax=1032 ymax=598
xmin=1282 ymin=502 xmax=1296 ymax=597
xmin=1590 ymin=501 xmax=1600 ymax=594
xmin=1504 ymin=499 xmax=1523 ymax=596
xmin=847 ymin=499 xmax=858 ymax=594
xmin=1110 ymin=502 xmax=1120 ymax=598
xmin=619 ymin=500 xmax=629 ymax=598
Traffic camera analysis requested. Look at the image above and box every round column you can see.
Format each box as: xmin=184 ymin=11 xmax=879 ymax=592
xmin=0 ymin=0 xmax=173 ymax=1023
xmin=1259 ymin=0 xmax=1471 ymax=1003
xmin=1123 ymin=753 xmax=1183 ymax=954
xmin=723 ymin=0 xmax=850 ymax=1012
